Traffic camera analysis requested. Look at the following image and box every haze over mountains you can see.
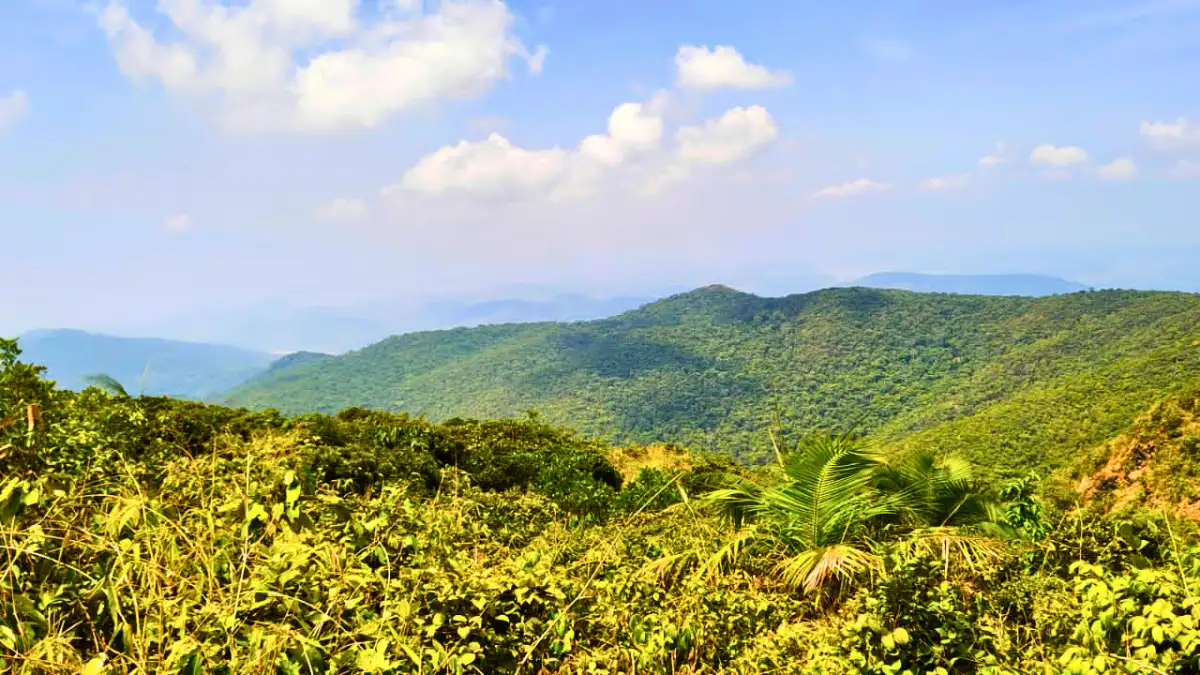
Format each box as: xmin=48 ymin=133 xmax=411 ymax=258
xmin=849 ymin=273 xmax=1090 ymax=296
xmin=101 ymin=293 xmax=661 ymax=354
xmin=81 ymin=273 xmax=1087 ymax=355
xmin=18 ymin=329 xmax=275 ymax=399
xmin=12 ymin=273 xmax=1117 ymax=408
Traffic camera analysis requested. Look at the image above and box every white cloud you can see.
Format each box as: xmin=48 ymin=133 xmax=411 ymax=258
xmin=393 ymin=92 xmax=780 ymax=201
xmin=164 ymin=213 xmax=192 ymax=232
xmin=383 ymin=44 xmax=787 ymax=203
xmin=399 ymin=133 xmax=572 ymax=198
xmin=397 ymin=99 xmax=668 ymax=199
xmin=675 ymin=105 xmax=778 ymax=165
xmin=812 ymin=178 xmax=892 ymax=199
xmin=919 ymin=173 xmax=971 ymax=191
xmin=979 ymin=142 xmax=1007 ymax=166
xmin=0 ymin=90 xmax=29 ymax=131
xmin=1096 ymin=158 xmax=1137 ymax=180
xmin=100 ymin=0 xmax=546 ymax=133
xmin=1140 ymin=118 xmax=1200 ymax=148
xmin=674 ymin=45 xmax=791 ymax=91
xmin=317 ymin=197 xmax=369 ymax=221
xmin=578 ymin=102 xmax=665 ymax=166
xmin=1029 ymin=143 xmax=1089 ymax=166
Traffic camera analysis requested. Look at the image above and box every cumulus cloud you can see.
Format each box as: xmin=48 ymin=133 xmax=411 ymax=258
xmin=1096 ymin=158 xmax=1137 ymax=180
xmin=812 ymin=178 xmax=892 ymax=199
xmin=919 ymin=173 xmax=971 ymax=191
xmin=0 ymin=90 xmax=29 ymax=131
xmin=395 ymin=98 xmax=673 ymax=200
xmin=389 ymin=42 xmax=788 ymax=203
xmin=979 ymin=142 xmax=1007 ymax=166
xmin=317 ymin=197 xmax=369 ymax=221
xmin=164 ymin=213 xmax=192 ymax=232
xmin=579 ymin=102 xmax=665 ymax=166
xmin=99 ymin=0 xmax=546 ymax=133
xmin=674 ymin=45 xmax=791 ymax=91
xmin=675 ymin=106 xmax=779 ymax=165
xmin=399 ymin=133 xmax=573 ymax=198
xmin=393 ymin=100 xmax=781 ymax=201
xmin=1029 ymin=144 xmax=1089 ymax=167
xmin=1139 ymin=118 xmax=1200 ymax=148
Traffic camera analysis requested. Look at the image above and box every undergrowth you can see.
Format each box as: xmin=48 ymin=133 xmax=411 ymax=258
xmin=5 ymin=337 xmax=1200 ymax=673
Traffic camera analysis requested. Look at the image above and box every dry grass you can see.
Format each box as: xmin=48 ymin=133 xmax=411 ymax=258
xmin=605 ymin=444 xmax=693 ymax=482
xmin=1078 ymin=393 xmax=1200 ymax=519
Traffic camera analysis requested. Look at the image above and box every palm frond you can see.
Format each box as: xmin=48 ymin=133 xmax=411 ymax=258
xmin=897 ymin=527 xmax=1008 ymax=573
xmin=698 ymin=524 xmax=766 ymax=579
xmin=83 ymin=373 xmax=130 ymax=398
xmin=877 ymin=451 xmax=1002 ymax=529
xmin=639 ymin=550 xmax=701 ymax=585
xmin=775 ymin=544 xmax=881 ymax=593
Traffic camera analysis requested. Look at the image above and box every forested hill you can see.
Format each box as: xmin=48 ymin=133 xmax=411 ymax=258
xmin=224 ymin=286 xmax=1200 ymax=474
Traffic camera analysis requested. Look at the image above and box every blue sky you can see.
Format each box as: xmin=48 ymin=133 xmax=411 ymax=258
xmin=2 ymin=0 xmax=1200 ymax=336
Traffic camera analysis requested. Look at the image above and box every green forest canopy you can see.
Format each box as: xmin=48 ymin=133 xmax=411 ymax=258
xmin=226 ymin=286 xmax=1200 ymax=475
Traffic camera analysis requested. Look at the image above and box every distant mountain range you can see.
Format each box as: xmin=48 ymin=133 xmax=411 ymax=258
xmin=13 ymin=274 xmax=1111 ymax=408
xmin=93 ymin=275 xmax=1092 ymax=355
xmin=226 ymin=285 xmax=1200 ymax=475
xmin=105 ymin=294 xmax=658 ymax=354
xmin=848 ymin=272 xmax=1090 ymax=296
xmin=17 ymin=329 xmax=276 ymax=399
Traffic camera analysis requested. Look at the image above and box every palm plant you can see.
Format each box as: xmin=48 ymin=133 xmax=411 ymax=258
xmin=875 ymin=453 xmax=1009 ymax=573
xmin=704 ymin=429 xmax=1008 ymax=594
xmin=705 ymin=430 xmax=897 ymax=593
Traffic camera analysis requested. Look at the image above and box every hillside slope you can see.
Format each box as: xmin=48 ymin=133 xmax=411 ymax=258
xmin=18 ymin=329 xmax=275 ymax=398
xmin=1072 ymin=386 xmax=1200 ymax=517
xmin=226 ymin=286 xmax=1200 ymax=474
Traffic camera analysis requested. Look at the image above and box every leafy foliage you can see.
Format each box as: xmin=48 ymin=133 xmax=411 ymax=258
xmin=8 ymin=337 xmax=1200 ymax=672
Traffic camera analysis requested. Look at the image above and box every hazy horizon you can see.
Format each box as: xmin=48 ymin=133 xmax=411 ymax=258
xmin=4 ymin=0 xmax=1199 ymax=337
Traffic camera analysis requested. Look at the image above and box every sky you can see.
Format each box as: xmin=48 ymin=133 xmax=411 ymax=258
xmin=2 ymin=0 xmax=1200 ymax=336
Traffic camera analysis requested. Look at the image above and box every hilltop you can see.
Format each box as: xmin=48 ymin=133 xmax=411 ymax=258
xmin=226 ymin=286 xmax=1200 ymax=475
xmin=18 ymin=329 xmax=276 ymax=399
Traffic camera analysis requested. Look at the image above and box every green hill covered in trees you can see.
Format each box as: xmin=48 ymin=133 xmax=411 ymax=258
xmin=225 ymin=286 xmax=1200 ymax=475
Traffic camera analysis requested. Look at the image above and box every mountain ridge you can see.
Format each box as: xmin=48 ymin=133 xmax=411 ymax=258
xmin=225 ymin=286 xmax=1200 ymax=475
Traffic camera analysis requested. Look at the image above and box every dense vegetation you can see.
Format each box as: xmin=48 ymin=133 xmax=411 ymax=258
xmin=8 ymin=336 xmax=1200 ymax=673
xmin=228 ymin=286 xmax=1200 ymax=474
xmin=19 ymin=329 xmax=274 ymax=399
